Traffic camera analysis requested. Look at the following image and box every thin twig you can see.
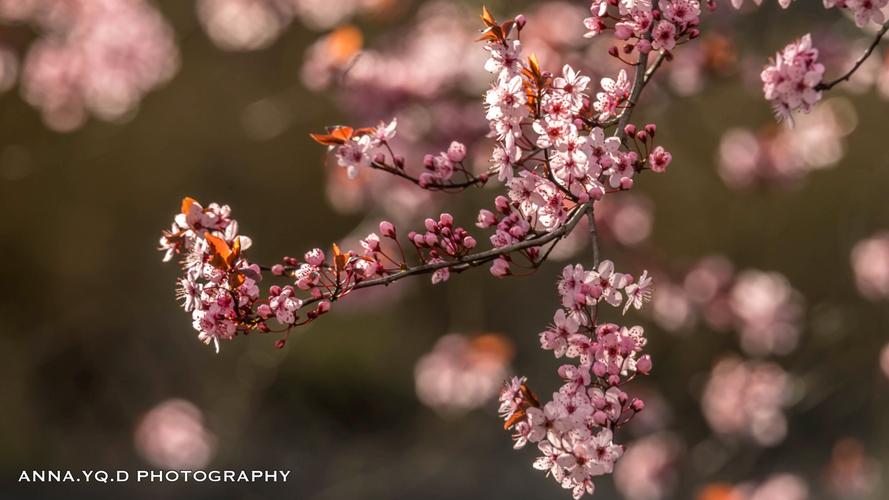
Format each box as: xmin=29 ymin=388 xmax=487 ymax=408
xmin=817 ymin=19 xmax=889 ymax=91
xmin=369 ymin=161 xmax=492 ymax=192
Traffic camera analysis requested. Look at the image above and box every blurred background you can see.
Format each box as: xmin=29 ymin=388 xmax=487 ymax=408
xmin=1 ymin=0 xmax=889 ymax=499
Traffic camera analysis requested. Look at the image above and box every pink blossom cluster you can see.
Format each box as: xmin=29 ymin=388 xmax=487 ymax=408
xmin=761 ymin=35 xmax=825 ymax=121
xmin=2 ymin=0 xmax=179 ymax=131
xmin=312 ymin=119 xmax=482 ymax=191
xmin=159 ymin=198 xmax=265 ymax=352
xmin=477 ymin=18 xmax=671 ymax=277
xmin=159 ymin=195 xmax=492 ymax=350
xmin=701 ymin=356 xmax=791 ymax=446
xmin=583 ymin=0 xmax=702 ymax=53
xmin=497 ymin=260 xmax=653 ymax=499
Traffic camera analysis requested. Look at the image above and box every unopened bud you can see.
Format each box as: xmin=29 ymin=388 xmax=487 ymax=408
xmin=379 ymin=220 xmax=396 ymax=238
xmin=514 ymin=14 xmax=526 ymax=30
xmin=644 ymin=123 xmax=657 ymax=137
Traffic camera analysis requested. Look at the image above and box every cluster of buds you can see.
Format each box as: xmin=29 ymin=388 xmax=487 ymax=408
xmin=408 ymin=214 xmax=478 ymax=284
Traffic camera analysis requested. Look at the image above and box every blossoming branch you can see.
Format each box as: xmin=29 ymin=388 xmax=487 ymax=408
xmin=158 ymin=1 xmax=889 ymax=498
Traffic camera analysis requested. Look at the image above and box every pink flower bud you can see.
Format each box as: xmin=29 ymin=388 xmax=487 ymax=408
xmin=372 ymin=152 xmax=385 ymax=164
xmin=617 ymin=390 xmax=629 ymax=404
xmin=316 ymin=300 xmax=331 ymax=314
xmin=423 ymin=154 xmax=435 ymax=168
xmin=637 ymin=354 xmax=653 ymax=374
xmin=631 ymin=399 xmax=645 ymax=412
xmin=439 ymin=213 xmax=454 ymax=226
xmin=275 ymin=339 xmax=287 ymax=349
xmin=514 ymin=14 xmax=526 ymax=30
xmin=379 ymin=220 xmax=396 ymax=238
xmin=271 ymin=264 xmax=285 ymax=276
xmin=636 ymin=39 xmax=652 ymax=53
xmin=644 ymin=124 xmax=657 ymax=137
xmin=269 ymin=285 xmax=281 ymax=296
xmin=424 ymin=218 xmax=437 ymax=232
xmin=608 ymin=374 xmax=622 ymax=386
xmin=624 ymin=124 xmax=637 ymax=137
xmin=463 ymin=236 xmax=477 ymax=249
xmin=494 ymin=196 xmax=510 ymax=214
xmin=446 ymin=141 xmax=467 ymax=163
xmin=393 ymin=155 xmax=405 ymax=169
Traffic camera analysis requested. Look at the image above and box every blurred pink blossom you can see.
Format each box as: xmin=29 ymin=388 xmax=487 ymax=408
xmin=717 ymin=99 xmax=857 ymax=190
xmin=15 ymin=0 xmax=179 ymax=131
xmin=850 ymin=231 xmax=889 ymax=300
xmin=596 ymin=194 xmax=654 ymax=247
xmin=740 ymin=474 xmax=809 ymax=500
xmin=701 ymin=356 xmax=792 ymax=446
xmin=729 ymin=270 xmax=804 ymax=357
xmin=652 ymin=282 xmax=695 ymax=333
xmin=134 ymin=399 xmax=217 ymax=469
xmin=824 ymin=438 xmax=882 ymax=498
xmin=415 ymin=333 xmax=513 ymax=415
xmin=197 ymin=0 xmax=291 ymax=52
xmin=614 ymin=433 xmax=683 ymax=500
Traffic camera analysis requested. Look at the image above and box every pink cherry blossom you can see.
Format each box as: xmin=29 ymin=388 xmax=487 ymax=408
xmin=761 ymin=34 xmax=825 ymax=121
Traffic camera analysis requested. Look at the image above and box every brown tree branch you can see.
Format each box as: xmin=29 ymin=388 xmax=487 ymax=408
xmin=817 ymin=19 xmax=889 ymax=91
